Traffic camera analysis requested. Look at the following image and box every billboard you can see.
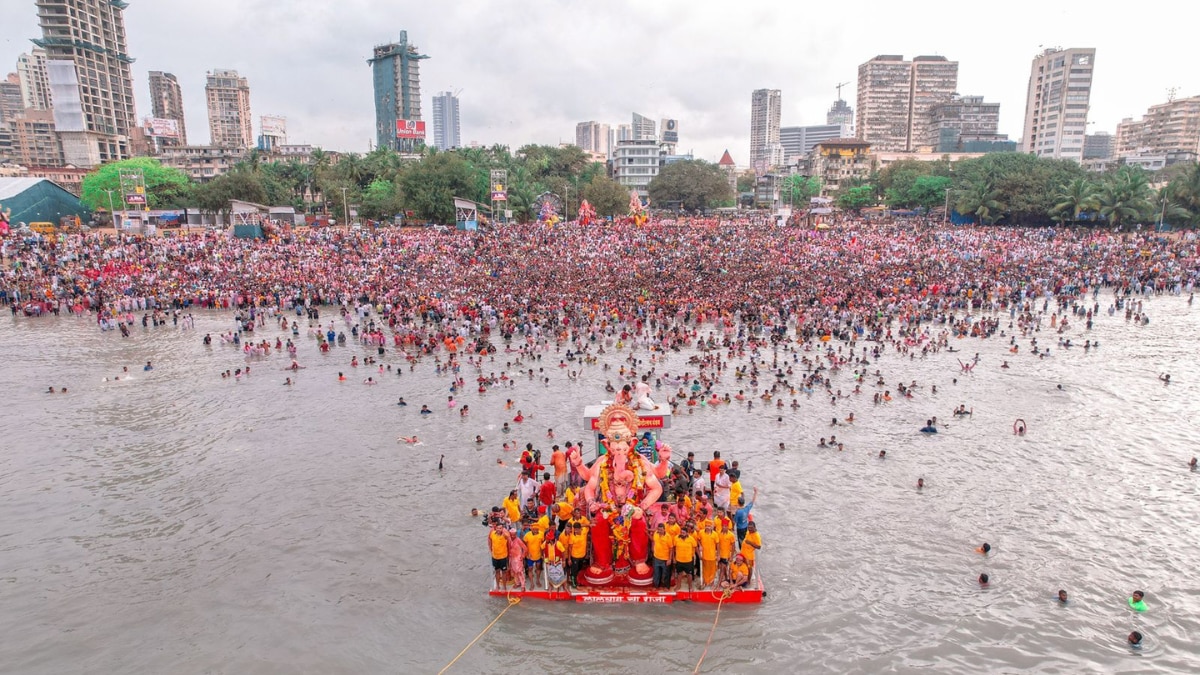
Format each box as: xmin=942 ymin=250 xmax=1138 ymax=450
xmin=125 ymin=193 xmax=147 ymax=205
xmin=396 ymin=119 xmax=426 ymax=139
xmin=661 ymin=118 xmax=679 ymax=144
xmin=260 ymin=115 xmax=287 ymax=137
xmin=143 ymin=117 xmax=180 ymax=138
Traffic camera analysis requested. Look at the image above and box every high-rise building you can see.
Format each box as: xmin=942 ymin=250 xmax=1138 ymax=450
xmin=148 ymin=71 xmax=187 ymax=146
xmin=205 ymin=69 xmax=252 ymax=149
xmin=856 ymin=55 xmax=958 ymax=152
xmin=1021 ymin=47 xmax=1095 ymax=162
xmin=432 ymin=91 xmax=461 ymax=151
xmin=0 ymin=75 xmax=22 ymax=123
xmin=369 ymin=31 xmax=429 ymax=153
xmin=13 ymin=109 xmax=63 ymax=167
xmin=34 ymin=0 xmax=138 ymax=166
xmin=16 ymin=49 xmax=52 ymax=111
xmin=631 ymin=113 xmax=656 ymax=141
xmin=575 ymin=121 xmax=610 ymax=155
xmin=615 ymin=124 xmax=633 ymax=143
xmin=780 ymin=124 xmax=851 ymax=164
xmin=1083 ymin=132 xmax=1115 ymax=160
xmin=926 ymin=94 xmax=1003 ymax=152
xmin=749 ymin=89 xmax=782 ymax=172
xmin=827 ymin=98 xmax=853 ymax=129
xmin=611 ymin=138 xmax=661 ymax=196
xmin=1113 ymin=95 xmax=1200 ymax=160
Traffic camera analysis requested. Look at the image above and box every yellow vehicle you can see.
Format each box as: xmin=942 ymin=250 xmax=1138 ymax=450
xmin=29 ymin=221 xmax=56 ymax=235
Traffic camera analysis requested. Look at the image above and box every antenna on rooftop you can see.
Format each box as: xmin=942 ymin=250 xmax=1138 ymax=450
xmin=1167 ymin=87 xmax=1178 ymax=102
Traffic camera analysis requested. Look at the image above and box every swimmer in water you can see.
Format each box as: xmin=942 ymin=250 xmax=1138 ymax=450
xmin=1128 ymin=590 xmax=1147 ymax=612
xmin=47 ymin=386 xmax=56 ymax=393
xmin=878 ymin=450 xmax=886 ymax=459
xmin=976 ymin=542 xmax=991 ymax=554
xmin=475 ymin=435 xmax=485 ymax=444
xmin=398 ymin=435 xmax=419 ymax=444
xmin=284 ymin=378 xmax=293 ymax=386
xmin=1159 ymin=373 xmax=1171 ymax=384
xmin=978 ymin=573 xmax=990 ymax=587
xmin=397 ymin=397 xmax=407 ymax=406
xmin=420 ymin=405 xmax=432 ymax=415
xmin=1128 ymin=631 xmax=1142 ymax=648
xmin=1190 ymin=457 xmax=1197 ymax=470
xmin=917 ymin=477 xmax=925 ymax=490
xmin=438 ymin=454 xmax=444 ymax=470
xmin=1057 ymin=589 xmax=1068 ymax=604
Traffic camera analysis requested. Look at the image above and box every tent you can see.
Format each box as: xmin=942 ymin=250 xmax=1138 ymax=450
xmin=0 ymin=177 xmax=88 ymax=226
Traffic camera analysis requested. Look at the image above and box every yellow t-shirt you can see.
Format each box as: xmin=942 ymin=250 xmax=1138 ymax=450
xmin=666 ymin=522 xmax=682 ymax=538
xmin=730 ymin=561 xmax=750 ymax=583
xmin=554 ymin=501 xmax=573 ymax=519
xmin=652 ymin=532 xmax=674 ymax=561
xmin=523 ymin=530 xmax=544 ymax=561
xmin=568 ymin=530 xmax=589 ymax=558
xmin=502 ymin=497 xmax=520 ymax=523
xmin=718 ymin=530 xmax=736 ymax=559
xmin=674 ymin=533 xmax=698 ymax=563
xmin=729 ymin=481 xmax=743 ymax=509
xmin=489 ymin=531 xmax=508 ymax=559
xmin=740 ymin=531 xmax=762 ymax=562
xmin=535 ymin=515 xmax=550 ymax=533
xmin=697 ymin=530 xmax=719 ymax=561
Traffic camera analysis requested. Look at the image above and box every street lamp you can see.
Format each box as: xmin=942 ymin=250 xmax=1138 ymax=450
xmin=943 ymin=187 xmax=951 ymax=225
xmin=103 ymin=188 xmax=117 ymax=228
xmin=340 ymin=187 xmax=350 ymax=228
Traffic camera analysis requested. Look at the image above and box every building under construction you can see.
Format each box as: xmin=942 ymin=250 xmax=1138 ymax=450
xmin=369 ymin=31 xmax=428 ymax=153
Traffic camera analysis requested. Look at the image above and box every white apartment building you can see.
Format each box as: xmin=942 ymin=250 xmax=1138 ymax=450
xmin=1021 ymin=47 xmax=1095 ymax=161
xmin=611 ymin=139 xmax=661 ymax=196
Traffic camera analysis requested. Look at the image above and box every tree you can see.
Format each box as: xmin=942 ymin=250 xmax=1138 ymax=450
xmin=907 ymin=175 xmax=952 ymax=211
xmin=582 ymin=176 xmax=629 ymax=218
xmin=836 ymin=185 xmax=876 ymax=212
xmin=1166 ymin=162 xmax=1200 ymax=224
xmin=735 ymin=171 xmax=756 ymax=194
xmin=80 ymin=157 xmax=192 ymax=211
xmin=358 ymin=178 xmax=403 ymax=222
xmin=1097 ymin=166 xmax=1152 ymax=228
xmin=781 ymin=175 xmax=821 ymax=206
xmin=950 ymin=152 xmax=1085 ymax=224
xmin=1051 ymin=177 xmax=1100 ymax=223
xmin=395 ymin=151 xmax=481 ymax=223
xmin=955 ymin=180 xmax=1004 ymax=224
xmin=191 ymin=171 xmax=270 ymax=221
xmin=646 ymin=160 xmax=733 ymax=211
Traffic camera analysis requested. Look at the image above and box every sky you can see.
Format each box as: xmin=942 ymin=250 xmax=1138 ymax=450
xmin=1 ymin=0 xmax=1195 ymax=165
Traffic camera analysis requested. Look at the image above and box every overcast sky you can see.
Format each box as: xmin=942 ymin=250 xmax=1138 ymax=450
xmin=1 ymin=0 xmax=1194 ymax=165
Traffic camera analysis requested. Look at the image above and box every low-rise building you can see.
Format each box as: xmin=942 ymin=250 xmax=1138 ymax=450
xmin=25 ymin=165 xmax=87 ymax=196
xmin=611 ymin=139 xmax=661 ymax=196
xmin=810 ymin=138 xmax=872 ymax=193
xmin=158 ymin=145 xmax=249 ymax=182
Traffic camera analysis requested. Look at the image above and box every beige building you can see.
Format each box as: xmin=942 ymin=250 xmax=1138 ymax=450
xmin=149 ymin=71 xmax=187 ymax=146
xmin=205 ymin=69 xmax=252 ymax=149
xmin=34 ymin=0 xmax=138 ymax=165
xmin=856 ymin=55 xmax=958 ymax=153
xmin=1114 ymin=95 xmax=1200 ymax=160
xmin=749 ymin=88 xmax=782 ymax=173
xmin=159 ymin=145 xmax=249 ymax=182
xmin=575 ymin=121 xmax=610 ymax=156
xmin=1021 ymin=47 xmax=1095 ymax=161
xmin=12 ymin=109 xmax=63 ymax=167
xmin=811 ymin=138 xmax=872 ymax=193
xmin=16 ymin=49 xmax=52 ymax=111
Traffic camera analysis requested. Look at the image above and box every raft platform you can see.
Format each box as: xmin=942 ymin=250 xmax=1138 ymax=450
xmin=488 ymin=577 xmax=765 ymax=604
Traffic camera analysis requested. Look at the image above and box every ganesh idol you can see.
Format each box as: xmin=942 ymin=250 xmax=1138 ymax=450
xmin=567 ymin=403 xmax=672 ymax=586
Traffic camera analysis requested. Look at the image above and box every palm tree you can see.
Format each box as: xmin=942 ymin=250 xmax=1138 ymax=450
xmin=956 ymin=180 xmax=1004 ymax=225
xmin=1097 ymin=166 xmax=1152 ymax=228
xmin=1167 ymin=163 xmax=1200 ymax=223
xmin=1051 ymin=177 xmax=1100 ymax=223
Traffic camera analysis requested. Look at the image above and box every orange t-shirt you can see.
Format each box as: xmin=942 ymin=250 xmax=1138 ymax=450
xmin=708 ymin=459 xmax=726 ymax=482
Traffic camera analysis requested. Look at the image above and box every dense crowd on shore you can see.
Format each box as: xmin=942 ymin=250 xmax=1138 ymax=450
xmin=2 ymin=220 xmax=1197 ymax=342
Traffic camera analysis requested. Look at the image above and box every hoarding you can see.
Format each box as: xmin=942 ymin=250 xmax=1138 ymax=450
xmin=143 ymin=117 xmax=180 ymax=138
xmin=396 ymin=119 xmax=426 ymax=139
xmin=260 ymin=115 xmax=287 ymax=137
xmin=125 ymin=193 xmax=147 ymax=205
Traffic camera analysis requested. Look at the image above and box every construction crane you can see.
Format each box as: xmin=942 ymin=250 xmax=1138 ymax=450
xmin=835 ymin=82 xmax=849 ymax=101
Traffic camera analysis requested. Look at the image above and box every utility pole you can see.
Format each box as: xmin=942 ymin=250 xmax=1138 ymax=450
xmin=340 ymin=187 xmax=350 ymax=228
xmin=103 ymin=189 xmax=117 ymax=227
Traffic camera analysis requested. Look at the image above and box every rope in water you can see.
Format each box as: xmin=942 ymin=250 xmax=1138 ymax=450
xmin=692 ymin=588 xmax=734 ymax=674
xmin=437 ymin=593 xmax=521 ymax=675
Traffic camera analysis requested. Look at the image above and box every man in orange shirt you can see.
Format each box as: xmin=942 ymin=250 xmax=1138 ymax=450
xmin=707 ymin=451 xmax=726 ymax=493
xmin=550 ymin=444 xmax=567 ymax=495
xmin=725 ymin=553 xmax=751 ymax=589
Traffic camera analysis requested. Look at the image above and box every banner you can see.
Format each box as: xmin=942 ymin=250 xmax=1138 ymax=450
xmin=396 ymin=120 xmax=426 ymax=139
xmin=125 ymin=193 xmax=147 ymax=205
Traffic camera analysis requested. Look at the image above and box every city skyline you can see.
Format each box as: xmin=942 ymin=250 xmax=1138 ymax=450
xmin=0 ymin=0 xmax=1195 ymax=163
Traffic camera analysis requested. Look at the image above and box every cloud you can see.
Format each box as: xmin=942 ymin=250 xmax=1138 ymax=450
xmin=0 ymin=0 xmax=1194 ymax=165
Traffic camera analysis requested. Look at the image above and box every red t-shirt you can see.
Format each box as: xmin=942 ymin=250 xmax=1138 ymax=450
xmin=539 ymin=480 xmax=557 ymax=506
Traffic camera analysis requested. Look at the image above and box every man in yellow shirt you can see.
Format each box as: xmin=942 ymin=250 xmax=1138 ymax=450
xmin=488 ymin=523 xmax=510 ymax=589
xmin=725 ymin=553 xmax=751 ymax=589
xmin=651 ymin=522 xmax=674 ymax=589
xmin=523 ymin=525 xmax=545 ymax=589
xmin=739 ymin=521 xmax=762 ymax=581
xmin=673 ymin=526 xmax=699 ymax=592
xmin=717 ymin=524 xmax=737 ymax=586
xmin=502 ymin=490 xmax=521 ymax=524
xmin=697 ymin=521 xmax=720 ymax=588
xmin=566 ymin=523 xmax=589 ymax=588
